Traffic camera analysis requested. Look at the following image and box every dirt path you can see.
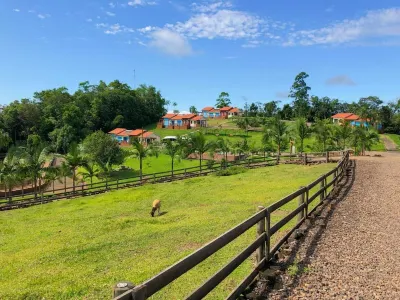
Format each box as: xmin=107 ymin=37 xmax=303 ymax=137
xmin=381 ymin=135 xmax=398 ymax=151
xmin=267 ymin=152 xmax=400 ymax=299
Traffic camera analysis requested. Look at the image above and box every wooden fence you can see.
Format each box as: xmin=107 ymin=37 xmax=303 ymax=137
xmin=112 ymin=151 xmax=350 ymax=300
xmin=0 ymin=151 xmax=341 ymax=211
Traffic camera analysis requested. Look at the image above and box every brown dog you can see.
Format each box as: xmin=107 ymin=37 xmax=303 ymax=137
xmin=151 ymin=199 xmax=161 ymax=217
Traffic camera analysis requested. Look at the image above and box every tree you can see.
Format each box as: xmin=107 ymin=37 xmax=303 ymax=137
xmin=215 ymin=92 xmax=231 ymax=108
xmin=44 ymin=167 xmax=61 ymax=193
xmin=295 ymin=118 xmax=310 ymax=153
xmin=189 ymin=106 xmax=198 ymax=114
xmin=187 ymin=132 xmax=214 ymax=172
xmin=314 ymin=119 xmax=333 ymax=152
xmin=164 ymin=139 xmax=182 ymax=177
xmin=333 ymin=121 xmax=352 ymax=149
xmin=0 ymin=129 xmax=11 ymax=149
xmin=129 ymin=139 xmax=159 ymax=180
xmin=79 ymin=161 xmax=100 ymax=188
xmin=59 ymin=161 xmax=72 ymax=194
xmin=264 ymin=117 xmax=289 ymax=155
xmin=19 ymin=143 xmax=52 ymax=199
xmin=63 ymin=143 xmax=86 ymax=193
xmin=0 ymin=147 xmax=21 ymax=202
xmin=279 ymin=104 xmax=294 ymax=120
xmin=216 ymin=138 xmax=231 ymax=168
xmin=351 ymin=127 xmax=379 ymax=156
xmin=172 ymin=102 xmax=178 ymax=114
xmin=264 ymin=101 xmax=280 ymax=117
xmin=234 ymin=117 xmax=250 ymax=136
xmin=82 ymin=131 xmax=123 ymax=166
xmin=289 ymin=72 xmax=311 ymax=119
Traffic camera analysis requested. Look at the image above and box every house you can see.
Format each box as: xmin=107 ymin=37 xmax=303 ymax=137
xmin=201 ymin=106 xmax=241 ymax=119
xmin=108 ymin=128 xmax=160 ymax=145
xmin=158 ymin=113 xmax=207 ymax=130
xmin=331 ymin=113 xmax=382 ymax=130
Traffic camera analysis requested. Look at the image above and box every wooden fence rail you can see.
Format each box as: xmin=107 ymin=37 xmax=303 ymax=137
xmin=112 ymin=151 xmax=350 ymax=300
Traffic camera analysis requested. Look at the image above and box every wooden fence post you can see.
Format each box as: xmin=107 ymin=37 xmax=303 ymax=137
xmin=304 ymin=153 xmax=308 ymax=165
xmin=326 ymin=151 xmax=329 ymax=163
xmin=265 ymin=210 xmax=271 ymax=261
xmin=297 ymin=188 xmax=305 ymax=223
xmin=113 ymin=281 xmax=134 ymax=299
xmin=320 ymin=176 xmax=325 ymax=202
xmin=256 ymin=206 xmax=266 ymax=265
xmin=117 ymin=178 xmax=119 ymax=189
xmin=184 ymin=169 xmax=187 ymax=177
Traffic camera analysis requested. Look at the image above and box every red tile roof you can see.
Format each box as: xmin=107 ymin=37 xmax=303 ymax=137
xmin=162 ymin=114 xmax=177 ymax=119
xmin=230 ymin=108 xmax=240 ymax=113
xmin=220 ymin=106 xmax=233 ymax=112
xmin=209 ymin=109 xmax=220 ymax=113
xmin=108 ymin=128 xmax=127 ymax=135
xmin=202 ymin=106 xmax=214 ymax=111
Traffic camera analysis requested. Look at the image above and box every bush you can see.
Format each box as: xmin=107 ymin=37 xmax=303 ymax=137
xmin=215 ymin=166 xmax=247 ymax=177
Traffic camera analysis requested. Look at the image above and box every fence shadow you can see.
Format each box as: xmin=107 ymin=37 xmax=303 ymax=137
xmin=260 ymin=159 xmax=356 ymax=298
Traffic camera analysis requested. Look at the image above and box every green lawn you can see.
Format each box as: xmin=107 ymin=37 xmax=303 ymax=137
xmin=0 ymin=163 xmax=335 ymax=299
xmin=385 ymin=134 xmax=400 ymax=149
xmin=370 ymin=135 xmax=386 ymax=151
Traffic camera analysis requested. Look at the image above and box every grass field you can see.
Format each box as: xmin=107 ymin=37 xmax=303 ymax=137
xmin=370 ymin=135 xmax=386 ymax=151
xmin=385 ymin=134 xmax=400 ymax=149
xmin=0 ymin=163 xmax=336 ymax=299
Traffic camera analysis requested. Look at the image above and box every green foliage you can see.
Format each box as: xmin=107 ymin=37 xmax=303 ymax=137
xmin=351 ymin=127 xmax=380 ymax=155
xmin=215 ymin=92 xmax=231 ymax=108
xmin=263 ymin=117 xmax=289 ymax=154
xmin=215 ymin=166 xmax=247 ymax=176
xmin=289 ymin=72 xmax=311 ymax=118
xmin=313 ymin=119 xmax=333 ymax=152
xmin=0 ymin=129 xmax=11 ymax=149
xmin=0 ymin=163 xmax=334 ymax=299
xmin=295 ymin=118 xmax=310 ymax=152
xmin=82 ymin=131 xmax=123 ymax=166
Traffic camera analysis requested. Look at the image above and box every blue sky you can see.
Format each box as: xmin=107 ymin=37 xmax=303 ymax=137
xmin=1 ymin=0 xmax=400 ymax=110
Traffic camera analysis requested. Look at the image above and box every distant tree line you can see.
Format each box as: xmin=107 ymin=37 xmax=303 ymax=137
xmin=0 ymin=80 xmax=167 ymax=153
xmin=241 ymin=72 xmax=400 ymax=133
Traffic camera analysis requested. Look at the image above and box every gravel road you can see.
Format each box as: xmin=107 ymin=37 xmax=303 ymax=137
xmin=266 ymin=152 xmax=400 ymax=299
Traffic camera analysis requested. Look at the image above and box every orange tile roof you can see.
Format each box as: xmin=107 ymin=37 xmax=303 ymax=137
xmin=202 ymin=106 xmax=214 ymax=111
xmin=345 ymin=114 xmax=361 ymax=121
xmin=171 ymin=114 xmax=196 ymax=120
xmin=117 ymin=131 xmax=130 ymax=137
xmin=220 ymin=106 xmax=233 ymax=112
xmin=127 ymin=129 xmax=147 ymax=136
xmin=192 ymin=115 xmax=205 ymax=121
xmin=230 ymin=108 xmax=240 ymax=113
xmin=109 ymin=128 xmax=127 ymax=135
xmin=142 ymin=131 xmax=159 ymax=138
xmin=209 ymin=109 xmax=220 ymax=113
xmin=331 ymin=113 xmax=355 ymax=119
xmin=162 ymin=114 xmax=177 ymax=119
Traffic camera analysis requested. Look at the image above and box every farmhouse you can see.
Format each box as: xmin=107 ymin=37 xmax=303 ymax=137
xmin=201 ymin=106 xmax=241 ymax=119
xmin=158 ymin=113 xmax=207 ymax=129
xmin=108 ymin=128 xmax=160 ymax=145
xmin=331 ymin=113 xmax=383 ymax=131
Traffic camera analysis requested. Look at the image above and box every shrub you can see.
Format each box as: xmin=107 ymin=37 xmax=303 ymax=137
xmin=215 ymin=166 xmax=247 ymax=177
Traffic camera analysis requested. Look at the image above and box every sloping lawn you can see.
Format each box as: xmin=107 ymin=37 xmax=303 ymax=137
xmin=0 ymin=163 xmax=335 ymax=299
xmin=385 ymin=134 xmax=400 ymax=149
xmin=370 ymin=135 xmax=386 ymax=151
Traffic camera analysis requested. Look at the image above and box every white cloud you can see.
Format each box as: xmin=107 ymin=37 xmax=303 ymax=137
xmin=38 ymin=14 xmax=51 ymax=19
xmin=242 ymin=40 xmax=263 ymax=48
xmin=28 ymin=10 xmax=35 ymax=13
xmin=138 ymin=41 xmax=148 ymax=47
xmin=109 ymin=2 xmax=116 ymax=8
xmin=326 ymin=75 xmax=356 ymax=86
xmin=138 ymin=26 xmax=156 ymax=33
xmin=106 ymin=11 xmax=116 ymax=16
xmin=191 ymin=1 xmax=233 ymax=13
xmin=288 ymin=8 xmax=400 ymax=46
xmin=128 ymin=0 xmax=157 ymax=7
xmin=325 ymin=6 xmax=334 ymax=13
xmin=97 ymin=23 xmax=135 ymax=34
xmin=149 ymin=29 xmax=193 ymax=56
xmin=13 ymin=9 xmax=20 ymax=12
xmin=86 ymin=18 xmax=93 ymax=22
xmin=169 ymin=9 xmax=266 ymax=40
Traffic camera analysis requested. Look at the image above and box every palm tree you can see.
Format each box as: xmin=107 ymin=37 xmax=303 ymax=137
xmin=79 ymin=161 xmax=100 ymax=188
xmin=164 ymin=139 xmax=182 ymax=177
xmin=351 ymin=127 xmax=379 ymax=156
xmin=216 ymin=138 xmax=231 ymax=168
xmin=314 ymin=119 xmax=333 ymax=152
xmin=19 ymin=143 xmax=51 ymax=199
xmin=0 ymin=147 xmax=21 ymax=203
xmin=63 ymin=143 xmax=86 ymax=193
xmin=295 ymin=118 xmax=310 ymax=153
xmin=0 ymin=129 xmax=11 ymax=149
xmin=264 ymin=117 xmax=289 ymax=155
xmin=187 ymin=132 xmax=214 ymax=172
xmin=130 ymin=138 xmax=159 ymax=180
xmin=44 ymin=167 xmax=62 ymax=194
xmin=334 ymin=121 xmax=352 ymax=150
xmin=59 ymin=161 xmax=72 ymax=194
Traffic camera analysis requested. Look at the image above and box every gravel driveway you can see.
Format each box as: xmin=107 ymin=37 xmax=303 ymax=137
xmin=266 ymin=152 xmax=400 ymax=299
